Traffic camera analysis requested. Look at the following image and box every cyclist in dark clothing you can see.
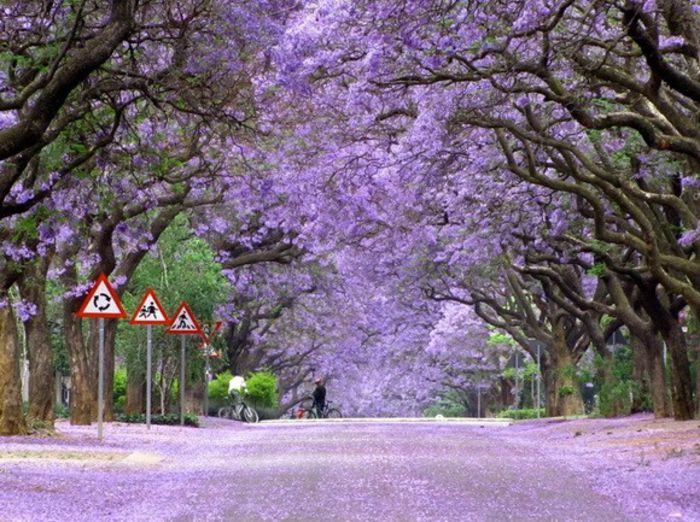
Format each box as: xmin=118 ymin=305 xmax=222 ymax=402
xmin=312 ymin=378 xmax=326 ymax=415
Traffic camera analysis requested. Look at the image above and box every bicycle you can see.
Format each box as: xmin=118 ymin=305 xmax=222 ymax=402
xmin=305 ymin=400 xmax=342 ymax=419
xmin=217 ymin=394 xmax=259 ymax=423
xmin=289 ymin=397 xmax=314 ymax=419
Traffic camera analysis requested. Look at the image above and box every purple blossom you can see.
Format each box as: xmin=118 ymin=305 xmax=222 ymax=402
xmin=13 ymin=300 xmax=38 ymax=321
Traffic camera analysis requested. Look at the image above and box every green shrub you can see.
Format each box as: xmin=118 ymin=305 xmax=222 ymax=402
xmin=245 ymin=371 xmax=278 ymax=409
xmin=113 ymin=367 xmax=127 ymax=408
xmin=559 ymin=384 xmax=576 ymax=396
xmin=594 ymin=345 xmax=640 ymax=417
xmin=497 ymin=408 xmax=545 ymax=420
xmin=114 ymin=395 xmax=126 ymax=413
xmin=115 ymin=413 xmax=199 ymax=427
xmin=54 ymin=404 xmax=70 ymax=419
xmin=208 ymin=371 xmax=233 ymax=400
xmin=423 ymin=390 xmax=467 ymax=417
xmin=598 ymin=381 xmax=632 ymax=417
xmin=424 ymin=402 xmax=466 ymax=418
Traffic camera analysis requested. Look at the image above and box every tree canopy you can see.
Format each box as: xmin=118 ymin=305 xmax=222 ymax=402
xmin=1 ymin=0 xmax=699 ymax=433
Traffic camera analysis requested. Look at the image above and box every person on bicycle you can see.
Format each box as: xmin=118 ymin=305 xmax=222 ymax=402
xmin=312 ymin=377 xmax=326 ymax=415
xmin=228 ymin=375 xmax=247 ymax=403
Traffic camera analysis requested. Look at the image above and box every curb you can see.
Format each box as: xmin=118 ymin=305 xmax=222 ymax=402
xmin=256 ymin=417 xmax=513 ymax=427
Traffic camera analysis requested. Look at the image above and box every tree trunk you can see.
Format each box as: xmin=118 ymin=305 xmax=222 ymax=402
xmin=17 ymin=258 xmax=54 ymax=423
xmin=697 ymin=342 xmax=700 ymax=418
xmin=100 ymin=319 xmax=118 ymax=421
xmin=125 ymin=350 xmax=146 ymax=414
xmin=631 ymin=336 xmax=648 ymax=413
xmin=663 ymin=323 xmax=695 ymax=420
xmin=499 ymin=376 xmax=513 ymax=409
xmin=186 ymin=382 xmax=204 ymax=415
xmin=544 ymin=340 xmax=584 ymax=417
xmin=0 ymin=302 xmax=27 ymax=434
xmin=634 ymin=333 xmax=671 ymax=418
xmin=636 ymin=283 xmax=694 ymax=420
xmin=23 ymin=307 xmax=55 ymax=423
xmin=65 ymin=310 xmax=96 ymax=425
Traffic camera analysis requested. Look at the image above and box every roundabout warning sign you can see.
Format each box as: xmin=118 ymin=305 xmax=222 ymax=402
xmin=76 ymin=273 xmax=127 ymax=319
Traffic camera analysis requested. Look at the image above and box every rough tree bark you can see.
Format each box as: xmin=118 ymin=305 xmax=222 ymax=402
xmin=17 ymin=256 xmax=54 ymax=423
xmin=632 ymin=333 xmax=671 ymax=418
xmin=543 ymin=341 xmax=584 ymax=417
xmin=0 ymin=301 xmax=27 ymax=435
xmin=64 ymin=309 xmax=96 ymax=425
xmin=637 ymin=283 xmax=695 ymax=420
xmin=631 ymin=339 xmax=648 ymax=414
xmin=125 ymin=348 xmax=146 ymax=414
xmin=662 ymin=322 xmax=695 ymax=420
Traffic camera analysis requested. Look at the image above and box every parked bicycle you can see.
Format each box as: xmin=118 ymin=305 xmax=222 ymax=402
xmin=305 ymin=400 xmax=342 ymax=419
xmin=289 ymin=397 xmax=314 ymax=419
xmin=218 ymin=394 xmax=259 ymax=423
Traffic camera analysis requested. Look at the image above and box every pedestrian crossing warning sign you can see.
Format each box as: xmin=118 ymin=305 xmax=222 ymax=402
xmin=76 ymin=273 xmax=127 ymax=319
xmin=166 ymin=302 xmax=202 ymax=335
xmin=129 ymin=289 xmax=169 ymax=325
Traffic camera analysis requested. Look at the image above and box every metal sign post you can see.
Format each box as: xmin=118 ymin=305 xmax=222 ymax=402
xmin=128 ymin=288 xmax=170 ymax=429
xmin=477 ymin=387 xmax=481 ymax=418
xmin=98 ymin=318 xmax=105 ymax=440
xmin=198 ymin=321 xmax=221 ymax=418
xmin=76 ymin=273 xmax=127 ymax=441
xmin=165 ymin=301 xmax=203 ymax=427
xmin=180 ymin=336 xmax=186 ymax=426
xmin=203 ymin=351 xmax=210 ymax=417
xmin=146 ymin=324 xmax=152 ymax=429
xmin=515 ymin=352 xmax=520 ymax=409
xmin=536 ymin=343 xmax=541 ymax=418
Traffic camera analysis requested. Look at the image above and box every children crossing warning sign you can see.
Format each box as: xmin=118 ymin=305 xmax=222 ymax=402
xmin=129 ymin=289 xmax=169 ymax=325
xmin=166 ymin=302 xmax=202 ymax=334
xmin=76 ymin=273 xmax=127 ymax=319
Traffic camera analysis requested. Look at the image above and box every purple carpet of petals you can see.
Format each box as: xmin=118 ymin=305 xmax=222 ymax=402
xmin=0 ymin=414 xmax=697 ymax=521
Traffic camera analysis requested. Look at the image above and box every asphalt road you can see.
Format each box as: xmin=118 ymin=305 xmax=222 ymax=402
xmin=209 ymin=421 xmax=626 ymax=521
xmin=1 ymin=419 xmax=632 ymax=521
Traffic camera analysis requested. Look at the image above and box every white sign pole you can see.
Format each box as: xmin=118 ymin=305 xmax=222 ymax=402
xmin=180 ymin=335 xmax=186 ymax=426
xmin=204 ymin=350 xmax=210 ymax=417
xmin=536 ymin=344 xmax=541 ymax=418
xmin=477 ymin=387 xmax=481 ymax=418
xmin=98 ymin=318 xmax=105 ymax=440
xmin=76 ymin=274 xmax=126 ymax=441
xmin=146 ymin=324 xmax=152 ymax=429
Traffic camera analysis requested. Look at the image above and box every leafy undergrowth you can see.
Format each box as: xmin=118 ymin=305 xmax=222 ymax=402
xmin=115 ymin=413 xmax=200 ymax=427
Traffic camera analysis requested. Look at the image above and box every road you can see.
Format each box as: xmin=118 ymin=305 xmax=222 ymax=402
xmin=1 ymin=419 xmax=633 ymax=521
xmin=211 ymin=420 xmax=624 ymax=521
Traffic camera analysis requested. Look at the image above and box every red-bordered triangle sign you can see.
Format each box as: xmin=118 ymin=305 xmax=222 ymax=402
xmin=198 ymin=320 xmax=223 ymax=348
xmin=76 ymin=273 xmax=127 ymax=319
xmin=129 ymin=289 xmax=169 ymax=325
xmin=166 ymin=302 xmax=202 ymax=335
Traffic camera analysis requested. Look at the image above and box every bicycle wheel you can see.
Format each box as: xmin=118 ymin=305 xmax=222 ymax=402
xmin=326 ymin=408 xmax=342 ymax=419
xmin=242 ymin=405 xmax=259 ymax=423
xmin=305 ymin=408 xmax=318 ymax=419
xmin=217 ymin=406 xmax=233 ymax=419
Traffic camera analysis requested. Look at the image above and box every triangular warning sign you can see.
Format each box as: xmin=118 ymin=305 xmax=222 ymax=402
xmin=76 ymin=273 xmax=127 ymax=319
xmin=198 ymin=320 xmax=222 ymax=347
xmin=129 ymin=289 xmax=169 ymax=325
xmin=165 ymin=302 xmax=202 ymax=335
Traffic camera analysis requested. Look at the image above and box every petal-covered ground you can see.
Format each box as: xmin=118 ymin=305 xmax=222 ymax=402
xmin=0 ymin=414 xmax=698 ymax=521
